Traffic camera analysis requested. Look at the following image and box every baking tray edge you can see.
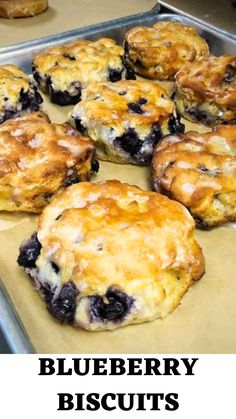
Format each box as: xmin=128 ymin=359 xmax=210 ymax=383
xmin=0 ymin=278 xmax=35 ymax=353
xmin=159 ymin=1 xmax=236 ymax=40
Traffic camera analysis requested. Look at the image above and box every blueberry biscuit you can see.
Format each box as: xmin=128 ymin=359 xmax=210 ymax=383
xmin=17 ymin=180 xmax=205 ymax=331
xmin=0 ymin=112 xmax=97 ymax=213
xmin=69 ymin=80 xmax=184 ymax=165
xmin=32 ymin=38 xmax=135 ymax=106
xmin=152 ymin=125 xmax=236 ymax=228
xmin=175 ymin=55 xmax=236 ymax=126
xmin=0 ymin=0 xmax=48 ymax=18
xmin=124 ymin=21 xmax=209 ymax=80
xmin=0 ymin=64 xmax=43 ymax=124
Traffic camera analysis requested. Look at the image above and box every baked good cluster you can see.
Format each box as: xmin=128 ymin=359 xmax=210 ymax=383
xmin=0 ymin=19 xmax=234 ymax=331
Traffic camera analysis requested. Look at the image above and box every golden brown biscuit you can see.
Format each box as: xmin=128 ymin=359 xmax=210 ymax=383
xmin=152 ymin=125 xmax=236 ymax=228
xmin=32 ymin=38 xmax=136 ymax=106
xmin=0 ymin=112 xmax=97 ymax=213
xmin=69 ymin=80 xmax=184 ymax=165
xmin=0 ymin=64 xmax=43 ymax=123
xmin=0 ymin=0 xmax=48 ymax=18
xmin=175 ymin=55 xmax=236 ymax=126
xmin=17 ymin=180 xmax=204 ymax=331
xmin=124 ymin=21 xmax=209 ymax=80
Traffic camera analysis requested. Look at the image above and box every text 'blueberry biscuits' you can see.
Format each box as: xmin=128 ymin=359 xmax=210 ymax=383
xmin=18 ymin=180 xmax=205 ymax=331
xmin=32 ymin=38 xmax=135 ymax=106
xmin=69 ymin=80 xmax=184 ymax=165
xmin=0 ymin=64 xmax=43 ymax=124
xmin=152 ymin=125 xmax=236 ymax=228
xmin=124 ymin=21 xmax=209 ymax=80
xmin=0 ymin=112 xmax=97 ymax=213
xmin=175 ymin=55 xmax=236 ymax=126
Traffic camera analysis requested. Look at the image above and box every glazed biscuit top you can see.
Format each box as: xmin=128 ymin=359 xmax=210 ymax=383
xmin=33 ymin=38 xmax=124 ymax=91
xmin=0 ymin=112 xmax=94 ymax=181
xmin=176 ymin=55 xmax=236 ymax=108
xmin=0 ymin=64 xmax=33 ymax=112
xmin=125 ymin=21 xmax=209 ymax=74
xmin=37 ymin=180 xmax=204 ymax=297
xmin=152 ymin=125 xmax=236 ymax=200
xmin=71 ymin=80 xmax=175 ymax=132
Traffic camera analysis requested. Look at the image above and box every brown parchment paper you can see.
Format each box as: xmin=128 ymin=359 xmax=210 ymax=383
xmin=0 ymin=0 xmax=157 ymax=47
xmin=0 ymin=82 xmax=236 ymax=354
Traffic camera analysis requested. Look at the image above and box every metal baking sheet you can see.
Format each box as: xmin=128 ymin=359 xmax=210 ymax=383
xmin=0 ymin=10 xmax=236 ymax=73
xmin=159 ymin=1 xmax=236 ymax=40
xmin=0 ymin=11 xmax=236 ymax=354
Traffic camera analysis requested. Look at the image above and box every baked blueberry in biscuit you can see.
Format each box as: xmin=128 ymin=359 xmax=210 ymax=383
xmin=69 ymin=80 xmax=184 ymax=165
xmin=152 ymin=125 xmax=236 ymax=228
xmin=124 ymin=21 xmax=209 ymax=80
xmin=175 ymin=55 xmax=236 ymax=126
xmin=32 ymin=38 xmax=135 ymax=106
xmin=17 ymin=180 xmax=205 ymax=331
xmin=0 ymin=112 xmax=96 ymax=213
xmin=0 ymin=64 xmax=43 ymax=124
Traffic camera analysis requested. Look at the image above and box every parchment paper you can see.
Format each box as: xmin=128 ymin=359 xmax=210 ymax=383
xmin=0 ymin=82 xmax=236 ymax=354
xmin=0 ymin=0 xmax=157 ymax=47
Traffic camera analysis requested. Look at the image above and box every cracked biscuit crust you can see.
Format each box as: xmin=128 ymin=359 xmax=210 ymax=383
xmin=0 ymin=112 xmax=95 ymax=213
xmin=175 ymin=55 xmax=236 ymax=126
xmin=152 ymin=125 xmax=236 ymax=228
xmin=0 ymin=64 xmax=43 ymax=123
xmin=18 ymin=180 xmax=204 ymax=331
xmin=124 ymin=21 xmax=209 ymax=80
xmin=32 ymin=38 xmax=133 ymax=105
xmin=69 ymin=80 xmax=184 ymax=165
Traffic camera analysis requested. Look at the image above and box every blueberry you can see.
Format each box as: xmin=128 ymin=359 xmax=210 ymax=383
xmin=193 ymin=216 xmax=210 ymax=230
xmin=65 ymin=176 xmax=81 ymax=187
xmin=133 ymin=124 xmax=163 ymax=165
xmin=102 ymin=298 xmax=125 ymax=320
xmin=49 ymin=282 xmax=77 ymax=323
xmin=17 ymin=233 xmax=41 ymax=268
xmin=198 ymin=165 xmax=211 ymax=174
xmin=47 ymin=80 xmax=81 ymax=106
xmin=51 ymin=261 xmax=60 ymax=274
xmin=74 ymin=118 xmax=86 ymax=133
xmin=19 ymin=88 xmax=43 ymax=112
xmin=128 ymin=98 xmax=147 ymax=113
xmin=197 ymin=165 xmax=221 ymax=177
xmin=145 ymin=123 xmax=162 ymax=145
xmin=223 ymin=64 xmax=236 ymax=83
xmin=43 ymin=192 xmax=53 ymax=201
xmin=89 ymin=286 xmax=134 ymax=323
xmin=19 ymin=89 xmax=31 ymax=109
xmin=128 ymin=102 xmax=144 ymax=114
xmin=125 ymin=67 xmax=136 ymax=80
xmin=50 ymin=89 xmax=81 ymax=106
xmin=108 ymin=67 xmax=123 ymax=82
xmin=91 ymin=159 xmax=100 ymax=173
xmin=32 ymin=67 xmax=42 ymax=84
xmin=115 ymin=128 xmax=143 ymax=156
xmin=63 ymin=54 xmax=76 ymax=61
xmin=32 ymin=85 xmax=43 ymax=105
xmin=168 ymin=113 xmax=185 ymax=134
xmin=138 ymin=98 xmax=147 ymax=105
xmin=188 ymin=107 xmax=214 ymax=125
xmin=40 ymin=283 xmax=54 ymax=304
xmin=90 ymin=296 xmax=104 ymax=321
xmin=0 ymin=108 xmax=17 ymax=124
